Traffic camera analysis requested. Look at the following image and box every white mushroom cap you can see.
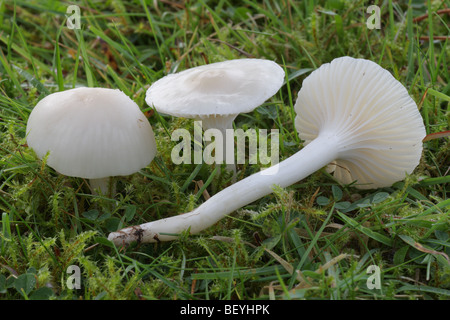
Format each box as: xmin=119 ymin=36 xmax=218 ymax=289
xmin=295 ymin=56 xmax=426 ymax=189
xmin=26 ymin=87 xmax=157 ymax=180
xmin=145 ymin=58 xmax=285 ymax=119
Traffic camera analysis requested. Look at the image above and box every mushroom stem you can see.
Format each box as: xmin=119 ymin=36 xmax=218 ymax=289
xmin=89 ymin=177 xmax=115 ymax=196
xmin=108 ymin=134 xmax=340 ymax=245
xmin=201 ymin=114 xmax=238 ymax=179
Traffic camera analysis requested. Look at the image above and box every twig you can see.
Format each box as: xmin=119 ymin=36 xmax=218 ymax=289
xmin=419 ymin=36 xmax=450 ymax=41
xmin=412 ymin=8 xmax=450 ymax=23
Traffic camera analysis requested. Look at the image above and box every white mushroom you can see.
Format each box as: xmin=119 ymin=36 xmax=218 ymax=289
xmin=26 ymin=87 xmax=157 ymax=195
xmin=108 ymin=56 xmax=426 ymax=245
xmin=145 ymin=58 xmax=285 ymax=174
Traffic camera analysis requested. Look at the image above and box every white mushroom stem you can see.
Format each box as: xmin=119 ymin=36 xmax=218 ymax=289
xmin=89 ymin=177 xmax=115 ymax=196
xmin=108 ymin=133 xmax=339 ymax=245
xmin=201 ymin=114 xmax=238 ymax=176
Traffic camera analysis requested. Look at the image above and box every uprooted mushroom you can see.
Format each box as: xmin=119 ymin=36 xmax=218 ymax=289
xmin=108 ymin=56 xmax=426 ymax=245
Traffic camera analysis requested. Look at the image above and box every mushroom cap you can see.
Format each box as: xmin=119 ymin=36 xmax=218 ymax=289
xmin=295 ymin=56 xmax=426 ymax=189
xmin=26 ymin=87 xmax=157 ymax=179
xmin=145 ymin=58 xmax=285 ymax=119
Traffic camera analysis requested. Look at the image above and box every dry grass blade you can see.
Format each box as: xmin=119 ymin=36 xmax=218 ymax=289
xmin=290 ymin=253 xmax=356 ymax=292
xmin=263 ymin=247 xmax=305 ymax=283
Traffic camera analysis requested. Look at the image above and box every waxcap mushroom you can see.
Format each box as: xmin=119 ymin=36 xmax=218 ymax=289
xmin=145 ymin=58 xmax=285 ymax=120
xmin=26 ymin=87 xmax=157 ymax=194
xmin=145 ymin=58 xmax=285 ymax=172
xmin=108 ymin=56 xmax=426 ymax=245
xmin=295 ymin=56 xmax=426 ymax=189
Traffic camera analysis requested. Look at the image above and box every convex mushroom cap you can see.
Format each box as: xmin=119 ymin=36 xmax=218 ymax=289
xmin=26 ymin=87 xmax=157 ymax=194
xmin=145 ymin=58 xmax=285 ymax=122
xmin=145 ymin=58 xmax=285 ymax=172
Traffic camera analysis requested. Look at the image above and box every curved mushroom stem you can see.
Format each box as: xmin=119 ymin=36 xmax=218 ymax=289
xmin=108 ymin=134 xmax=340 ymax=246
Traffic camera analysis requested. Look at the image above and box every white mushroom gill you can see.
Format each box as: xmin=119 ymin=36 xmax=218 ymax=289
xmin=109 ymin=56 xmax=426 ymax=246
